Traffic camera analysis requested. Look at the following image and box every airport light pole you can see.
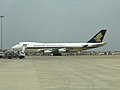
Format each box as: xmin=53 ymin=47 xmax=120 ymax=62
xmin=0 ymin=16 xmax=4 ymax=50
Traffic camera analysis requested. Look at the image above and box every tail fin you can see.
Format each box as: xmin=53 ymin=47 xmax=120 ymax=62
xmin=87 ymin=29 xmax=107 ymax=43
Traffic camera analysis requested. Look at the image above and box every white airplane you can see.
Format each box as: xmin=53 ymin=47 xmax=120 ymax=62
xmin=12 ymin=30 xmax=107 ymax=57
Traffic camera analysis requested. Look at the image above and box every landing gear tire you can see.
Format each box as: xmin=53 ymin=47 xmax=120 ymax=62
xmin=53 ymin=53 xmax=62 ymax=56
xmin=8 ymin=56 xmax=12 ymax=59
xmin=19 ymin=56 xmax=25 ymax=59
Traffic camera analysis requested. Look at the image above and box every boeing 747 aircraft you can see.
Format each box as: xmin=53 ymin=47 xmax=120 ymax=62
xmin=12 ymin=30 xmax=107 ymax=57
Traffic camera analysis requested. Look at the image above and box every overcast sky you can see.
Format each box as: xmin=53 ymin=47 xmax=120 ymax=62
xmin=0 ymin=0 xmax=120 ymax=51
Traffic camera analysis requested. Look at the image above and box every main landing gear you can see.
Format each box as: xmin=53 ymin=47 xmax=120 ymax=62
xmin=53 ymin=53 xmax=62 ymax=56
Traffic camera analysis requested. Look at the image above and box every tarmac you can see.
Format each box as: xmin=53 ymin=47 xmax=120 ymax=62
xmin=0 ymin=55 xmax=120 ymax=90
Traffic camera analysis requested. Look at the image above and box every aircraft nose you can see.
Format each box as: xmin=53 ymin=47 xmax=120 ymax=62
xmin=12 ymin=44 xmax=22 ymax=51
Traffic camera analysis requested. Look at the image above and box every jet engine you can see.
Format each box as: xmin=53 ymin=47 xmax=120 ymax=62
xmin=44 ymin=50 xmax=52 ymax=53
xmin=58 ymin=48 xmax=67 ymax=53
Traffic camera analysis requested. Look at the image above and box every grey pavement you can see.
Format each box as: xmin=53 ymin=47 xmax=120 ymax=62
xmin=0 ymin=55 xmax=120 ymax=90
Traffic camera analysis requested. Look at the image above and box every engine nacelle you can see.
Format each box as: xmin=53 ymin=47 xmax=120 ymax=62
xmin=44 ymin=50 xmax=52 ymax=53
xmin=58 ymin=48 xmax=67 ymax=53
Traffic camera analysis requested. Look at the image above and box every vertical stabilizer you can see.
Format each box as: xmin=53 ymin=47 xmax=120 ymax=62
xmin=87 ymin=30 xmax=107 ymax=43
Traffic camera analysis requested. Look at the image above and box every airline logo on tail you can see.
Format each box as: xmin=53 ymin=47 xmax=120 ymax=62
xmin=94 ymin=32 xmax=103 ymax=42
xmin=87 ymin=29 xmax=107 ymax=43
